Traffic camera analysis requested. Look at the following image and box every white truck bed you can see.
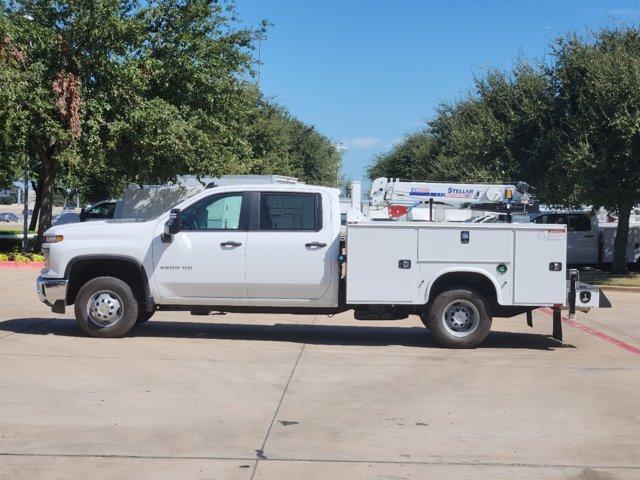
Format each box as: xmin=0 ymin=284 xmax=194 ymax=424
xmin=346 ymin=222 xmax=567 ymax=307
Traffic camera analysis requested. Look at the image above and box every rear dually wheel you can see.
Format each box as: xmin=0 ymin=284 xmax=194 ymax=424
xmin=421 ymin=288 xmax=492 ymax=348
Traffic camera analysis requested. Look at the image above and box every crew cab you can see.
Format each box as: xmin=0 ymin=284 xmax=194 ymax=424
xmin=37 ymin=183 xmax=607 ymax=348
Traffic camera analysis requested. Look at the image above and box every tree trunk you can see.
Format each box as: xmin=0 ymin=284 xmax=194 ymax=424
xmin=612 ymin=205 xmax=632 ymax=274
xmin=28 ymin=179 xmax=42 ymax=232
xmin=36 ymin=149 xmax=59 ymax=247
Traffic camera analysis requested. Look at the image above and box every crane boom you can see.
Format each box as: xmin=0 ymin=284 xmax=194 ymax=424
xmin=369 ymin=177 xmax=538 ymax=219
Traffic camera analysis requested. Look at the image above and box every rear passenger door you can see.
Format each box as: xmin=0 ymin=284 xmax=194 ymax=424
xmin=244 ymin=191 xmax=336 ymax=302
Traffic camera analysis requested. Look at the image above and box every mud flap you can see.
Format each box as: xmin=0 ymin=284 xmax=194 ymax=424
xmin=552 ymin=307 xmax=563 ymax=341
xmin=552 ymin=270 xmax=577 ymax=341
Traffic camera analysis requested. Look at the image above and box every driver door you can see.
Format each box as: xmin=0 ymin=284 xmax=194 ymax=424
xmin=153 ymin=191 xmax=250 ymax=300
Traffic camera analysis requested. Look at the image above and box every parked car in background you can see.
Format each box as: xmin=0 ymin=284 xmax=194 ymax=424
xmin=531 ymin=210 xmax=640 ymax=269
xmin=52 ymin=211 xmax=80 ymax=226
xmin=52 ymin=200 xmax=120 ymax=226
xmin=0 ymin=212 xmax=20 ymax=223
xmin=79 ymin=200 xmax=119 ymax=222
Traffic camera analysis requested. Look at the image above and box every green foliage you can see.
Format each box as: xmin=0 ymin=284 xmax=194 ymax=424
xmin=0 ymin=0 xmax=340 ymax=231
xmin=0 ymin=251 xmax=44 ymax=262
xmin=371 ymin=63 xmax=564 ymax=202
xmin=553 ymin=29 xmax=640 ymax=213
xmin=369 ymin=26 xmax=640 ymax=271
xmin=248 ymin=98 xmax=341 ymax=186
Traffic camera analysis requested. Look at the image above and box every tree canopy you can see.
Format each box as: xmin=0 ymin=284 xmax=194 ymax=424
xmin=0 ymin=0 xmax=341 ymax=237
xmin=369 ymin=27 xmax=640 ymax=272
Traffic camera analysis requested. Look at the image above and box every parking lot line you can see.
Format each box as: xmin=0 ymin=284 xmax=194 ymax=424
xmin=540 ymin=308 xmax=640 ymax=355
xmin=250 ymin=315 xmax=317 ymax=479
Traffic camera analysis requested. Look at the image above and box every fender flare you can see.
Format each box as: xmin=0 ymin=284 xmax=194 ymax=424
xmin=424 ymin=267 xmax=504 ymax=305
xmin=65 ymin=254 xmax=152 ymax=308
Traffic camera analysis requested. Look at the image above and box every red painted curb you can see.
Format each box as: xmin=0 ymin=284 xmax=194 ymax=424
xmin=539 ymin=308 xmax=640 ymax=355
xmin=0 ymin=261 xmax=45 ymax=269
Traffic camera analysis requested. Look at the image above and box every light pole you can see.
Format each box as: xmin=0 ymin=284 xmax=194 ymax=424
xmin=21 ymin=14 xmax=33 ymax=253
xmin=22 ymin=152 xmax=29 ymax=252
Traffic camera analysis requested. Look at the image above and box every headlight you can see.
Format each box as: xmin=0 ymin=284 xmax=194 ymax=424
xmin=44 ymin=234 xmax=64 ymax=243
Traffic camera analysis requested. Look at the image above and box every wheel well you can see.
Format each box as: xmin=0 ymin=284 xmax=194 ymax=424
xmin=427 ymin=272 xmax=497 ymax=305
xmin=66 ymin=258 xmax=149 ymax=308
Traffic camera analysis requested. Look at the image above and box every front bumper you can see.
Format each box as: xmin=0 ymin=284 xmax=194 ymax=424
xmin=37 ymin=276 xmax=68 ymax=313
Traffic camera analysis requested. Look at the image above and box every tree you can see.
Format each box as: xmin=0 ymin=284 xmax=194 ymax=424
xmin=368 ymin=131 xmax=435 ymax=180
xmin=370 ymin=64 xmax=565 ymax=201
xmin=370 ymin=27 xmax=640 ymax=272
xmin=248 ymin=97 xmax=341 ymax=186
xmin=1 ymin=1 xmax=341 ymax=242
xmin=0 ymin=0 xmax=261 ymax=241
xmin=554 ymin=29 xmax=640 ymax=273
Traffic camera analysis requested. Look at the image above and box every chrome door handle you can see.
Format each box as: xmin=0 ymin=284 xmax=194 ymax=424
xmin=305 ymin=242 xmax=327 ymax=248
xmin=220 ymin=241 xmax=242 ymax=247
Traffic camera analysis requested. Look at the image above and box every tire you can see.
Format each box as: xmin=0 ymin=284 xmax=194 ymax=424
xmin=136 ymin=310 xmax=155 ymax=325
xmin=74 ymin=276 xmax=139 ymax=338
xmin=420 ymin=289 xmax=492 ymax=348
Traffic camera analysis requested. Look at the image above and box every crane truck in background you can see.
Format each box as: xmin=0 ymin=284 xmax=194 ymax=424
xmin=367 ymin=177 xmax=539 ymax=221
xmin=370 ymin=177 xmax=639 ymax=270
xmin=37 ymin=178 xmax=609 ymax=349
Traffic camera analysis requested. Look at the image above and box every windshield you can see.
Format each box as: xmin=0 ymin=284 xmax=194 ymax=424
xmin=121 ymin=186 xmax=203 ymax=221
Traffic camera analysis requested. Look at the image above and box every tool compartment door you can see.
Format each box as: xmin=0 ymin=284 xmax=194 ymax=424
xmin=346 ymin=226 xmax=418 ymax=304
xmin=513 ymin=227 xmax=567 ymax=305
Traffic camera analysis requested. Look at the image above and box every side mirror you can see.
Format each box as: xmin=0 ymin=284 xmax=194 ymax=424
xmin=162 ymin=208 xmax=181 ymax=243
xmin=79 ymin=208 xmax=86 ymax=222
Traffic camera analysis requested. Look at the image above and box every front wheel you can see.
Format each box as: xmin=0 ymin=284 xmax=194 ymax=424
xmin=421 ymin=289 xmax=492 ymax=348
xmin=74 ymin=276 xmax=139 ymax=338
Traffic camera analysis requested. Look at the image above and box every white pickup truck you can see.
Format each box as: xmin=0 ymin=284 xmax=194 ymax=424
xmin=531 ymin=211 xmax=640 ymax=269
xmin=37 ymin=183 xmax=608 ymax=348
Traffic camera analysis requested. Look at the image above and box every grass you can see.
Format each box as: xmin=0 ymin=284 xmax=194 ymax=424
xmin=579 ymin=270 xmax=640 ymax=288
xmin=0 ymin=226 xmax=35 ymax=234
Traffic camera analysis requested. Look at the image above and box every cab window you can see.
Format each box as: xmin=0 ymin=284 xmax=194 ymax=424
xmin=533 ymin=213 xmax=591 ymax=232
xmin=259 ymin=193 xmax=321 ymax=231
xmin=181 ymin=193 xmax=246 ymax=231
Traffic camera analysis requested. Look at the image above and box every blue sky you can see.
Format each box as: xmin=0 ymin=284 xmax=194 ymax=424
xmin=236 ymin=0 xmax=640 ymax=181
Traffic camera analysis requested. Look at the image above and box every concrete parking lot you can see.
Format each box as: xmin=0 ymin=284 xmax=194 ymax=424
xmin=0 ymin=269 xmax=639 ymax=479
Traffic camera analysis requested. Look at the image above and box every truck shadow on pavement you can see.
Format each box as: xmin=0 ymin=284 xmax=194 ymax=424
xmin=1 ymin=317 xmax=574 ymax=350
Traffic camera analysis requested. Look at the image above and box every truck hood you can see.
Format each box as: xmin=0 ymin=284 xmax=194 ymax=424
xmin=45 ymin=218 xmax=160 ymax=240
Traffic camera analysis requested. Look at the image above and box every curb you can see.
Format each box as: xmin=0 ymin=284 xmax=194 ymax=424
xmin=593 ymin=285 xmax=640 ymax=292
xmin=0 ymin=261 xmax=45 ymax=270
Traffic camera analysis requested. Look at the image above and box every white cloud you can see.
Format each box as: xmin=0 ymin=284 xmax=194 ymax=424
xmin=585 ymin=8 xmax=640 ymax=16
xmin=386 ymin=137 xmax=404 ymax=148
xmin=341 ymin=137 xmax=381 ymax=150
xmin=608 ymin=9 xmax=640 ymax=16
